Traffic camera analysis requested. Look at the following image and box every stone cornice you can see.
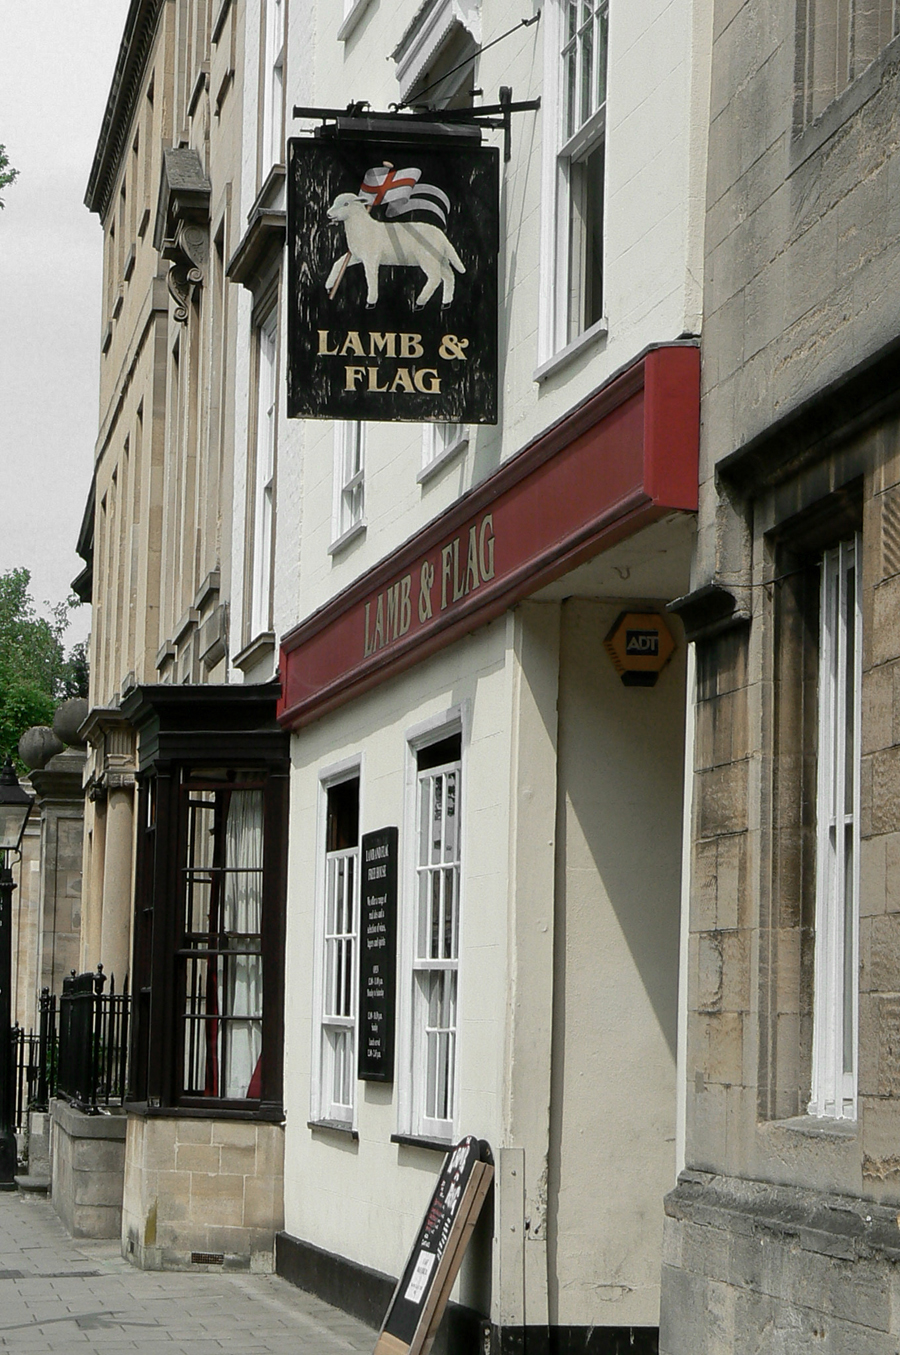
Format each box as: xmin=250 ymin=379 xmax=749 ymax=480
xmin=85 ymin=0 xmax=166 ymax=221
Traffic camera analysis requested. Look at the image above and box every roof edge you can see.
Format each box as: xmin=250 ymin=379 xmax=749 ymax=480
xmin=85 ymin=0 xmax=165 ymax=220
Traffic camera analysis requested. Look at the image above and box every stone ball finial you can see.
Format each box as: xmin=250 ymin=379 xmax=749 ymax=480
xmin=18 ymin=726 xmax=65 ymax=770
xmin=53 ymin=698 xmax=89 ymax=748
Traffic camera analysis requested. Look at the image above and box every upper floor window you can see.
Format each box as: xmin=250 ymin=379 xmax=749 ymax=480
xmin=798 ymin=0 xmax=899 ymax=127
xmin=332 ymin=421 xmax=366 ymax=547
xmin=399 ymin=9 xmax=479 ymax=469
xmin=421 ymin=421 xmax=468 ymax=480
xmin=250 ymin=309 xmax=277 ymax=637
xmin=262 ymin=0 xmax=285 ymax=175
xmin=541 ymin=0 xmax=608 ymax=360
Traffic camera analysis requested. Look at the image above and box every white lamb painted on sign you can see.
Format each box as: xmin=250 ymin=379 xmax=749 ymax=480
xmin=325 ymin=193 xmax=465 ymax=308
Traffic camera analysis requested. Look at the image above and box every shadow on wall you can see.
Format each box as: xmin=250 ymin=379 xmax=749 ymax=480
xmin=556 ymin=597 xmax=685 ymax=1063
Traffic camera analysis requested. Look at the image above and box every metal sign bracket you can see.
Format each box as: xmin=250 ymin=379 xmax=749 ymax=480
xmin=292 ymin=90 xmax=541 ymax=162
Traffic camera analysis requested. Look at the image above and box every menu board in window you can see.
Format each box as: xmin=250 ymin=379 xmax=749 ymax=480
xmin=358 ymin=826 xmax=398 ymax=1082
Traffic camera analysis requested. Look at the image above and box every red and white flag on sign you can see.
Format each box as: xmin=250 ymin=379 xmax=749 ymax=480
xmin=359 ymin=165 xmax=451 ymax=224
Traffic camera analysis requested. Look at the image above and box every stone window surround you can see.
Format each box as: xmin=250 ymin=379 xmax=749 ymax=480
xmin=757 ymin=480 xmax=864 ymax=1123
xmin=792 ymin=7 xmax=900 ymax=160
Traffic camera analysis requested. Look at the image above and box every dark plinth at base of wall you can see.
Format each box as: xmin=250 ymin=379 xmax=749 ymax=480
xmin=275 ymin=1229 xmax=393 ymax=1331
xmin=275 ymin=1231 xmax=658 ymax=1355
xmin=497 ymin=1330 xmax=658 ymax=1355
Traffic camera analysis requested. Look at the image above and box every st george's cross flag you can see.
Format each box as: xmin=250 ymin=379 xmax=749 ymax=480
xmin=359 ymin=164 xmax=451 ymax=224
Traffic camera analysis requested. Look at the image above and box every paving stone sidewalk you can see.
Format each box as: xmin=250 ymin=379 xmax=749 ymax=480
xmin=0 ymin=1191 xmax=375 ymax=1354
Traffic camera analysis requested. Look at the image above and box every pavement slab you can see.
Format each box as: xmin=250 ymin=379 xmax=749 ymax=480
xmin=0 ymin=1193 xmax=375 ymax=1354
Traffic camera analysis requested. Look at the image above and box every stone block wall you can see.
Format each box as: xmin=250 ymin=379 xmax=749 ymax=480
xmin=661 ymin=1172 xmax=900 ymax=1355
xmin=50 ymin=1099 xmax=127 ymax=1239
xmin=121 ymin=1115 xmax=284 ymax=1271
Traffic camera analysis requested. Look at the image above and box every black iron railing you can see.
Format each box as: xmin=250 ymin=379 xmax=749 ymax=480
xmin=36 ymin=987 xmax=57 ymax=1111
xmin=7 ymin=969 xmax=130 ymax=1127
xmin=56 ymin=966 xmax=130 ymax=1114
xmin=10 ymin=1026 xmax=41 ymax=1132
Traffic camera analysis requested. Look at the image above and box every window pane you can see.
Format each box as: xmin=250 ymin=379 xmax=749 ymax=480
xmin=564 ymin=47 xmax=577 ymax=141
xmin=423 ymin=970 xmax=457 ymax=1122
xmin=568 ymin=140 xmax=605 ymax=341
xmin=810 ymin=534 xmax=861 ymax=1118
xmin=180 ymin=781 xmax=266 ymax=1100
xmin=580 ymin=18 xmax=594 ymax=128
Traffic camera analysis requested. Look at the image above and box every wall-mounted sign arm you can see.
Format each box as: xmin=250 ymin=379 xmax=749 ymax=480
xmin=291 ymin=97 xmax=541 ymax=162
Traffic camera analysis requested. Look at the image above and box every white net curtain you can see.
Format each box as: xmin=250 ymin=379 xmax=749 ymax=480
xmin=222 ymin=788 xmax=264 ymax=1099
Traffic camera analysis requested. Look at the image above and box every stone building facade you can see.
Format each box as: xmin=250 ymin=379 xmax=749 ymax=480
xmin=73 ymin=0 xmax=290 ymax=1269
xmin=662 ymin=3 xmax=900 ymax=1352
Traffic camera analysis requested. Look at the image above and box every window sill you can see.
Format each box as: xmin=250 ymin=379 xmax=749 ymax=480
xmin=212 ymin=0 xmax=232 ymax=43
xmin=126 ymin=1100 xmax=285 ymax=1122
xmin=417 ymin=434 xmax=468 ymax=486
xmin=391 ymin=1132 xmax=453 ymax=1154
xmin=765 ymin=1114 xmax=857 ymax=1140
xmin=309 ymin=1118 xmax=359 ymax=1140
xmin=337 ymin=0 xmax=371 ymax=41
xmin=233 ymin=631 xmax=275 ymax=674
xmin=534 ymin=317 xmax=608 ymax=385
xmin=328 ymin=520 xmax=366 ymax=556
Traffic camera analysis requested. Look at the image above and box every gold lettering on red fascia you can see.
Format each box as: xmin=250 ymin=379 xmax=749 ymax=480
xmin=363 ymin=514 xmax=496 ymax=659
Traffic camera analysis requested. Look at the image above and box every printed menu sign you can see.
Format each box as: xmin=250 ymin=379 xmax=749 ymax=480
xmin=375 ymin=1136 xmax=494 ymax=1355
xmin=358 ymin=827 xmax=398 ymax=1082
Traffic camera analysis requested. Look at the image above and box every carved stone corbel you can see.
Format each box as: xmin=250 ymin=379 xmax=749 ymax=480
xmin=153 ymin=148 xmax=212 ymax=325
xmin=163 ymin=220 xmax=210 ymax=322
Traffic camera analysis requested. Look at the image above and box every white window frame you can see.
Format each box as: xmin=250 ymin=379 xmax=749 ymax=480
xmin=339 ymin=0 xmax=373 ymax=43
xmin=261 ymin=0 xmax=285 ymax=175
xmin=538 ymin=0 xmax=609 ymax=366
xmin=330 ymin=421 xmax=366 ymax=550
xmin=419 ymin=421 xmax=468 ymax=483
xmin=311 ymin=759 xmax=362 ymax=1127
xmin=398 ymin=709 xmax=466 ymax=1142
xmin=250 ymin=308 xmax=277 ymax=638
xmin=809 ymin=534 xmax=862 ymax=1120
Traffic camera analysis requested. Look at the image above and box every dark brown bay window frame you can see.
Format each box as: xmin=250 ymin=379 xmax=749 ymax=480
xmin=124 ymin=683 xmax=289 ymax=1120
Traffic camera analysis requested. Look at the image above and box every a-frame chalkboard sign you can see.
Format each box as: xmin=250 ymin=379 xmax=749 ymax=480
xmin=374 ymin=1136 xmax=493 ymax=1355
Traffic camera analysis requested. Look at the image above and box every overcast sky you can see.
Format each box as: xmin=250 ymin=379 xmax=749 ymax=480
xmin=0 ymin=3 xmax=131 ymax=647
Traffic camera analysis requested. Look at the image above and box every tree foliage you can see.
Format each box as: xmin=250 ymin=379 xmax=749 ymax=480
xmin=0 ymin=144 xmax=18 ymax=209
xmin=0 ymin=569 xmax=88 ymax=765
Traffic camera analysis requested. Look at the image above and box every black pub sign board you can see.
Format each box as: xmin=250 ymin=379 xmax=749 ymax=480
xmin=358 ymin=826 xmax=398 ymax=1082
xmin=286 ymin=128 xmax=499 ymax=423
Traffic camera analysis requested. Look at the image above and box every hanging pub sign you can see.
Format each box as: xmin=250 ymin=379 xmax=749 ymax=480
xmin=358 ymin=826 xmax=398 ymax=1083
xmin=286 ymin=127 xmax=499 ymax=424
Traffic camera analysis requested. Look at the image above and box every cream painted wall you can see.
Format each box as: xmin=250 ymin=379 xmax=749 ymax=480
xmin=277 ymin=0 xmax=710 ymax=633
xmin=282 ymin=618 xmax=511 ymax=1310
xmin=549 ymin=598 xmax=685 ymax=1327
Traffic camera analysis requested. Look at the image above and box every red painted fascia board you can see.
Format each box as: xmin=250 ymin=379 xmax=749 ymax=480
xmin=281 ymin=496 xmax=665 ymax=728
xmin=642 ymin=344 xmax=700 ymax=511
xmin=278 ymin=343 xmax=698 ymax=729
